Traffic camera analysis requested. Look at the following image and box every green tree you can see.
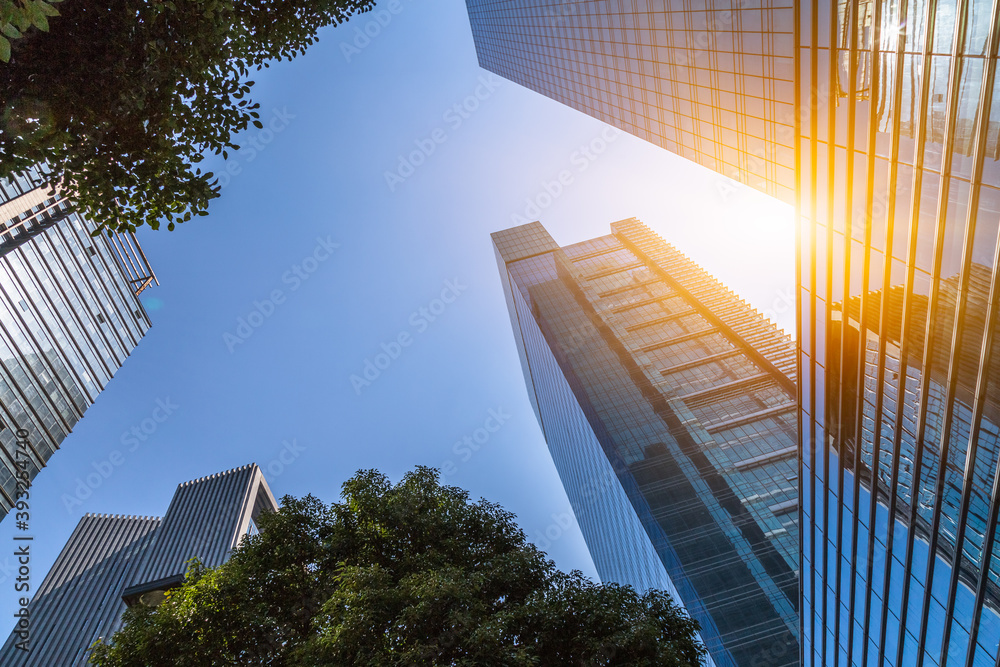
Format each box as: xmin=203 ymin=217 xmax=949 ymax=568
xmin=89 ymin=467 xmax=706 ymax=667
xmin=0 ymin=0 xmax=373 ymax=234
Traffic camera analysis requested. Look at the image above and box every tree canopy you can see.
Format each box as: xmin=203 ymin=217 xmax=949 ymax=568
xmin=89 ymin=467 xmax=706 ymax=666
xmin=0 ymin=0 xmax=373 ymax=234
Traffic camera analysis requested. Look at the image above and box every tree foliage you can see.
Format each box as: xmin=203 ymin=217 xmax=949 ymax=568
xmin=0 ymin=0 xmax=373 ymax=234
xmin=0 ymin=0 xmax=62 ymax=62
xmin=89 ymin=467 xmax=706 ymax=667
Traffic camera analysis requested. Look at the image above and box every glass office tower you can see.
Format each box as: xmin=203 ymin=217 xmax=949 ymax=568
xmin=495 ymin=218 xmax=798 ymax=667
xmin=466 ymin=0 xmax=797 ymax=204
xmin=0 ymin=463 xmax=277 ymax=666
xmin=0 ymin=169 xmax=156 ymax=522
xmin=470 ymin=1 xmax=1000 ymax=663
xmin=798 ymin=2 xmax=1000 ymax=666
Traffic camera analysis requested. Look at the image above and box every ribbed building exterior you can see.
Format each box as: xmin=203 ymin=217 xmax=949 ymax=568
xmin=494 ymin=219 xmax=798 ymax=667
xmin=0 ymin=464 xmax=277 ymax=666
xmin=799 ymin=2 xmax=1000 ymax=666
xmin=0 ymin=168 xmax=157 ymax=522
xmin=465 ymin=0 xmax=797 ymax=204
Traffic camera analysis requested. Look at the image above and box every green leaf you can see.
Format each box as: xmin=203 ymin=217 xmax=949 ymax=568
xmin=0 ymin=34 xmax=9 ymax=63
xmin=37 ymin=1 xmax=59 ymax=17
xmin=12 ymin=12 xmax=30 ymax=31
xmin=31 ymin=9 xmax=49 ymax=32
xmin=2 ymin=24 xmax=22 ymax=39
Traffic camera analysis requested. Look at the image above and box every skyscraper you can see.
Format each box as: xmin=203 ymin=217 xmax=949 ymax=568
xmin=0 ymin=168 xmax=156 ymax=523
xmin=470 ymin=2 xmax=1000 ymax=664
xmin=799 ymin=4 xmax=1000 ymax=666
xmin=465 ymin=0 xmax=797 ymax=204
xmin=494 ymin=218 xmax=798 ymax=667
xmin=0 ymin=463 xmax=276 ymax=666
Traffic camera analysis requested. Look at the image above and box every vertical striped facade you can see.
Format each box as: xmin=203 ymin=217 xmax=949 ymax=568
xmin=1 ymin=515 xmax=162 ymax=666
xmin=0 ymin=464 xmax=277 ymax=666
xmin=495 ymin=219 xmax=798 ymax=666
xmin=466 ymin=0 xmax=797 ymax=204
xmin=123 ymin=463 xmax=276 ymax=599
xmin=0 ymin=170 xmax=156 ymax=522
xmin=798 ymin=1 xmax=1000 ymax=665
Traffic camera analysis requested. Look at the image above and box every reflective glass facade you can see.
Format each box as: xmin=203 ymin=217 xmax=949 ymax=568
xmin=470 ymin=0 xmax=1000 ymax=663
xmin=0 ymin=173 xmax=153 ymax=523
xmin=495 ymin=219 xmax=799 ymax=667
xmin=466 ymin=0 xmax=797 ymax=204
xmin=799 ymin=0 xmax=1000 ymax=665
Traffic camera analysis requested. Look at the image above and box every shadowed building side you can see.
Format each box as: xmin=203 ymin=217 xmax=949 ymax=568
xmin=122 ymin=463 xmax=276 ymax=603
xmin=0 ymin=515 xmax=160 ymax=666
xmin=0 ymin=463 xmax=277 ymax=666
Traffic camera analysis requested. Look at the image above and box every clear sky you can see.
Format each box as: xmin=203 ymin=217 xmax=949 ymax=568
xmin=0 ymin=0 xmax=793 ymax=630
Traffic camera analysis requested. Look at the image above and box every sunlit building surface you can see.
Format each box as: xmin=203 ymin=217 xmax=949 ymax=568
xmin=0 ymin=464 xmax=276 ymax=666
xmin=495 ymin=219 xmax=799 ymax=667
xmin=799 ymin=2 xmax=1000 ymax=666
xmin=465 ymin=0 xmax=797 ymax=204
xmin=0 ymin=169 xmax=156 ymax=523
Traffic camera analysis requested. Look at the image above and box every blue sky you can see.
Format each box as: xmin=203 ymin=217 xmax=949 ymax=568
xmin=0 ymin=0 xmax=793 ymax=629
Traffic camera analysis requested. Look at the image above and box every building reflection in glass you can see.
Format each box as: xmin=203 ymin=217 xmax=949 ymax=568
xmin=821 ymin=266 xmax=1000 ymax=666
xmin=800 ymin=1 xmax=1000 ymax=665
